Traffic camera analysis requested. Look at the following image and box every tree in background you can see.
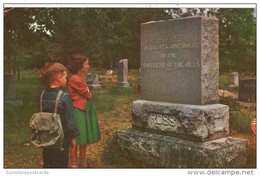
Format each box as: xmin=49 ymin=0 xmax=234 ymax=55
xmin=4 ymin=8 xmax=256 ymax=75
xmin=4 ymin=8 xmax=53 ymax=79
xmin=167 ymin=8 xmax=256 ymax=75
xmin=217 ymin=8 xmax=256 ymax=75
xmin=41 ymin=8 xmax=171 ymax=69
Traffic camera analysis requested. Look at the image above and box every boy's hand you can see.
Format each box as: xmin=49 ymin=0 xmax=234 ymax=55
xmin=70 ymin=138 xmax=76 ymax=149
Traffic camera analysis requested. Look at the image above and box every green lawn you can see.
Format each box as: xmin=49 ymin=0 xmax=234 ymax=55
xmin=4 ymin=69 xmax=141 ymax=168
xmin=4 ymin=69 xmax=256 ymax=168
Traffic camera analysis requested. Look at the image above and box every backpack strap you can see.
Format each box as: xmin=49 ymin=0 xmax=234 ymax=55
xmin=54 ymin=90 xmax=63 ymax=114
xmin=40 ymin=90 xmax=45 ymax=112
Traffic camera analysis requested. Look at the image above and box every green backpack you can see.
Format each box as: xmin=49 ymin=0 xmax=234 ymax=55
xmin=29 ymin=90 xmax=64 ymax=151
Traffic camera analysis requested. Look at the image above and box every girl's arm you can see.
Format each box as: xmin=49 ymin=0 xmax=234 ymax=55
xmin=69 ymin=77 xmax=92 ymax=99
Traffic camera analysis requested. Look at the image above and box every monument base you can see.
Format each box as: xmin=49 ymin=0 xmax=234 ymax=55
xmin=116 ymin=82 xmax=129 ymax=88
xmin=132 ymin=100 xmax=230 ymax=141
xmin=116 ymin=129 xmax=248 ymax=168
xmin=88 ymin=84 xmax=101 ymax=90
xmin=5 ymin=99 xmax=23 ymax=107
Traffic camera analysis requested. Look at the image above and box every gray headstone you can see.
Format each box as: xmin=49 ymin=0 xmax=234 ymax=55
xmin=239 ymin=78 xmax=256 ymax=102
xmin=116 ymin=59 xmax=129 ymax=88
xmin=141 ymin=16 xmax=219 ymax=105
xmin=4 ymin=73 xmax=16 ymax=100
xmin=229 ymin=72 xmax=239 ymax=87
xmin=4 ymin=73 xmax=23 ymax=106
xmin=87 ymin=74 xmax=101 ymax=90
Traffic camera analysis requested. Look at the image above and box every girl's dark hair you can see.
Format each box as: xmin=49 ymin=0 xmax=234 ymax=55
xmin=39 ymin=62 xmax=67 ymax=85
xmin=68 ymin=53 xmax=88 ymax=74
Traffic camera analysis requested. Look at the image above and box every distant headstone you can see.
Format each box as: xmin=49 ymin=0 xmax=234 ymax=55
xmin=4 ymin=73 xmax=23 ymax=106
xmin=229 ymin=72 xmax=239 ymax=87
xmin=239 ymin=78 xmax=256 ymax=102
xmin=106 ymin=70 xmax=113 ymax=75
xmin=116 ymin=59 xmax=129 ymax=88
xmin=5 ymin=73 xmax=16 ymax=100
xmin=116 ymin=17 xmax=248 ymax=168
xmin=86 ymin=74 xmax=101 ymax=90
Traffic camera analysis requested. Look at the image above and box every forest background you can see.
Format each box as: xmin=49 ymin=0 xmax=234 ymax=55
xmin=4 ymin=8 xmax=256 ymax=78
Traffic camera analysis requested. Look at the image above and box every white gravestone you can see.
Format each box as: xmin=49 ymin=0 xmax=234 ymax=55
xmin=87 ymin=74 xmax=101 ymax=90
xmin=229 ymin=72 xmax=239 ymax=87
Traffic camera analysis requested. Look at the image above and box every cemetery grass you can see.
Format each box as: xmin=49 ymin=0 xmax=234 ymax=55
xmin=219 ymin=73 xmax=256 ymax=168
xmin=4 ymin=70 xmax=256 ymax=168
xmin=4 ymin=69 xmax=145 ymax=168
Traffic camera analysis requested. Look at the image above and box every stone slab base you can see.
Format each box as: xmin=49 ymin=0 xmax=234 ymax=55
xmin=132 ymin=100 xmax=229 ymax=141
xmin=116 ymin=129 xmax=248 ymax=168
xmin=116 ymin=82 xmax=129 ymax=88
xmin=88 ymin=84 xmax=101 ymax=90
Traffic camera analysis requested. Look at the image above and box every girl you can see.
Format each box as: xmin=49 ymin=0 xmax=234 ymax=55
xmin=68 ymin=53 xmax=101 ymax=168
xmin=39 ymin=62 xmax=79 ymax=168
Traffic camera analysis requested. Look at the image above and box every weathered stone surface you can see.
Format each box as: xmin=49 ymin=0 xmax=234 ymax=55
xmin=141 ymin=16 xmax=218 ymax=105
xmin=116 ymin=129 xmax=248 ymax=168
xmin=132 ymin=100 xmax=229 ymax=141
xmin=116 ymin=59 xmax=129 ymax=88
xmin=201 ymin=17 xmax=219 ymax=104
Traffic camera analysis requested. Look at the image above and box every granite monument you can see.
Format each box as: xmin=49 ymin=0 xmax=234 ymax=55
xmin=116 ymin=16 xmax=248 ymax=168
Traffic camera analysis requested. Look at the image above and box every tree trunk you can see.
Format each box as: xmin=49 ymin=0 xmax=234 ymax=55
xmin=17 ymin=62 xmax=20 ymax=80
xmin=13 ymin=54 xmax=16 ymax=77
xmin=7 ymin=54 xmax=11 ymax=74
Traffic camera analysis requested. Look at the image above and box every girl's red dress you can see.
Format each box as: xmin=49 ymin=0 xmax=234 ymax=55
xmin=68 ymin=74 xmax=92 ymax=111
